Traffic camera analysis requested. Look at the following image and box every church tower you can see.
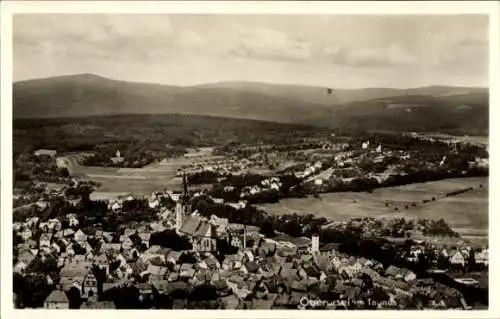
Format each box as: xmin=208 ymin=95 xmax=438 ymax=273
xmin=176 ymin=171 xmax=190 ymax=234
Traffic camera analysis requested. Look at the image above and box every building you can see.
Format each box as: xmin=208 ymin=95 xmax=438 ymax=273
xmin=82 ymin=271 xmax=99 ymax=299
xmin=34 ymin=149 xmax=57 ymax=157
xmin=174 ymin=172 xmax=217 ymax=252
xmin=311 ymin=235 xmax=320 ymax=255
xmin=450 ymin=251 xmax=466 ymax=266
xmin=44 ymin=288 xmax=69 ymax=309
xmin=111 ymin=150 xmax=124 ymax=164
xmin=178 ymin=216 xmax=217 ymax=252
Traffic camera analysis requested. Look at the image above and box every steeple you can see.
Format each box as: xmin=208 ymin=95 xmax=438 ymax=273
xmin=182 ymin=171 xmax=189 ymax=203
xmin=176 ymin=171 xmax=190 ymax=234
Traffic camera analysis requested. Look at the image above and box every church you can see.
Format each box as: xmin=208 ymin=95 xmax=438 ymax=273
xmin=175 ymin=173 xmax=217 ymax=253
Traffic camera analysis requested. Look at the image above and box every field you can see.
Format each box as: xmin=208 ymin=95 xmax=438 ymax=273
xmin=257 ymin=177 xmax=488 ymax=244
xmin=70 ymin=148 xmax=220 ymax=199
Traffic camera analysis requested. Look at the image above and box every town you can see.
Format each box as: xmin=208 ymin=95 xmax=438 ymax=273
xmin=12 ymin=132 xmax=489 ymax=310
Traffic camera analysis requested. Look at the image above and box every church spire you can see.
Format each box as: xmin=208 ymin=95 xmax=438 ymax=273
xmin=182 ymin=171 xmax=189 ymax=203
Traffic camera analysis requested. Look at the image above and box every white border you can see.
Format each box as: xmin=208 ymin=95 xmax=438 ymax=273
xmin=1 ymin=1 xmax=499 ymax=319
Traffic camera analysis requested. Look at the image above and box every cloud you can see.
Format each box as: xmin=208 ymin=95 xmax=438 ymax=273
xmin=177 ymin=29 xmax=206 ymax=48
xmin=14 ymin=14 xmax=174 ymax=62
xmin=229 ymin=27 xmax=312 ymax=61
xmin=322 ymin=43 xmax=417 ymax=67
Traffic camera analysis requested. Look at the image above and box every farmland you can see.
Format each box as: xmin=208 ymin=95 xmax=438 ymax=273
xmin=257 ymin=177 xmax=488 ymax=243
xmin=67 ymin=148 xmax=219 ymax=199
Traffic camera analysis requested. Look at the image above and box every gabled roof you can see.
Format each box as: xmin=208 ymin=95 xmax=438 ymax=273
xmin=147 ymin=264 xmax=168 ymax=276
xmin=179 ymin=216 xmax=214 ymax=238
xmin=151 ymin=280 xmax=169 ymax=292
xmin=45 ymin=290 xmax=69 ymax=303
xmin=385 ymin=265 xmax=403 ymax=277
xmin=303 ymin=264 xmax=321 ymax=278
xmin=130 ymin=259 xmax=148 ymax=274
xmin=166 ymin=250 xmax=182 ymax=262
xmin=244 ymin=261 xmax=260 ymax=273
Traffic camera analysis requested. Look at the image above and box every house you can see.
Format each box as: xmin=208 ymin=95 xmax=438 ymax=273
xmin=166 ymin=250 xmax=182 ymax=265
xmin=44 ymin=288 xmax=69 ymax=309
xmin=242 ymin=261 xmax=260 ymax=274
xmin=147 ymin=264 xmax=168 ymax=281
xmin=119 ymin=236 xmax=134 ymax=250
xmin=59 ymin=261 xmax=91 ymax=291
xmin=403 ymin=269 xmax=417 ymax=282
xmin=82 ymin=270 xmax=99 ymax=299
xmin=130 ymin=258 xmax=149 ymax=276
xmin=178 ymin=216 xmax=217 ymax=252
xmin=179 ymin=263 xmax=196 ymax=279
xmin=17 ymin=249 xmax=36 ymax=265
xmin=102 ymin=232 xmax=114 ymax=243
xmin=74 ymin=229 xmax=88 ymax=243
xmin=221 ymin=294 xmax=240 ymax=309
xmin=151 ymin=280 xmax=170 ymax=294
xmin=230 ymin=235 xmax=243 ymax=249
xmin=450 ymin=251 xmax=466 ymax=266
xmin=38 ymin=233 xmax=52 ymax=248
xmin=93 ymin=253 xmax=110 ymax=275
xmin=123 ymin=228 xmax=136 ymax=237
xmin=14 ymin=261 xmax=28 ymax=274
xmin=385 ymin=265 xmax=401 ymax=276
xmin=51 ymin=242 xmax=62 ymax=254
xmin=302 ymin=264 xmax=322 ymax=279
xmin=35 ymin=149 xmax=57 ymax=157
xmin=101 ymin=243 xmax=122 ymax=254
xmin=62 ymin=229 xmax=75 ymax=238
xmin=122 ymin=248 xmax=140 ymax=262
xmin=20 ymin=229 xmax=32 ymax=241
xmin=475 ymin=249 xmax=488 ymax=266
xmin=48 ymin=219 xmax=62 ymax=231
xmin=80 ymin=301 xmax=115 ymax=309
xmin=138 ymin=233 xmax=151 ymax=248
xmin=200 ymin=256 xmax=220 ymax=270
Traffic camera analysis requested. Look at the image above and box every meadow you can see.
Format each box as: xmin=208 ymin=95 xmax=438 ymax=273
xmin=72 ymin=149 xmax=220 ymax=198
xmin=257 ymin=177 xmax=488 ymax=243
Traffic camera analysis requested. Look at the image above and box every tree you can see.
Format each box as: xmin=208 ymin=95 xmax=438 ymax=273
xmin=260 ymin=219 xmax=276 ymax=238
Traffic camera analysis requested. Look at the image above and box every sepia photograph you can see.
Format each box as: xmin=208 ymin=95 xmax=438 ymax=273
xmin=1 ymin=1 xmax=498 ymax=317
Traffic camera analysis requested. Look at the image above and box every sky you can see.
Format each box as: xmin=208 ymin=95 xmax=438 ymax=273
xmin=13 ymin=14 xmax=489 ymax=88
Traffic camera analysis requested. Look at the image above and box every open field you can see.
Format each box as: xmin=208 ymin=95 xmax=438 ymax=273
xmin=65 ymin=148 xmax=218 ymax=197
xmin=257 ymin=177 xmax=488 ymax=243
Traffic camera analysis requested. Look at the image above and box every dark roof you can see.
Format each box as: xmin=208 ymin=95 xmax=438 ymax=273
xmin=167 ymin=281 xmax=189 ymax=294
xmin=179 ymin=216 xmax=214 ymax=238
xmin=244 ymin=261 xmax=260 ymax=273
xmin=130 ymin=259 xmax=148 ymax=274
xmin=320 ymin=243 xmax=340 ymax=251
xmin=303 ymin=264 xmax=321 ymax=278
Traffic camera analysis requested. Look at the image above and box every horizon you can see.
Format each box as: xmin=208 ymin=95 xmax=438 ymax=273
xmin=13 ymin=14 xmax=489 ymax=89
xmin=13 ymin=72 xmax=489 ymax=90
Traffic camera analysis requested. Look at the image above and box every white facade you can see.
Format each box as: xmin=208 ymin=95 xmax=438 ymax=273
xmin=311 ymin=235 xmax=320 ymax=254
xmin=175 ymin=201 xmax=184 ymax=234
